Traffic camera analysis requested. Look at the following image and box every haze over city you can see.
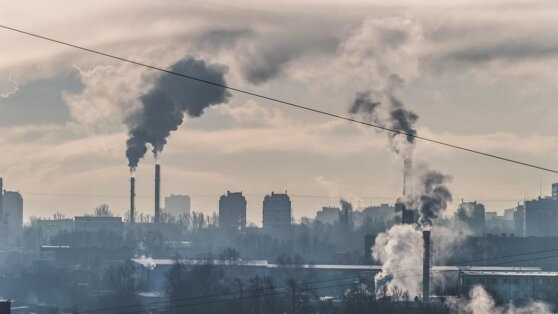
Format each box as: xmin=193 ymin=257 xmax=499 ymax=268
xmin=1 ymin=1 xmax=557 ymax=223
xmin=2 ymin=1 xmax=558 ymax=313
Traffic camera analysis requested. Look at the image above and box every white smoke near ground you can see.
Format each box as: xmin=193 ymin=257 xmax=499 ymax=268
xmin=373 ymin=224 xmax=423 ymax=298
xmin=459 ymin=285 xmax=552 ymax=314
xmin=372 ymin=222 xmax=469 ymax=300
xmin=136 ymin=255 xmax=156 ymax=270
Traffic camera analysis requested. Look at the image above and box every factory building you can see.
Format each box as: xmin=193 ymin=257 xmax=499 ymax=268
xmin=36 ymin=219 xmax=75 ymax=243
xmin=0 ymin=178 xmax=23 ymax=247
xmin=262 ymin=192 xmax=292 ymax=236
xmin=164 ymin=194 xmax=191 ymax=219
xmin=460 ymin=271 xmax=558 ymax=305
xmin=74 ymin=216 xmax=123 ymax=234
xmin=219 ymin=191 xmax=247 ymax=232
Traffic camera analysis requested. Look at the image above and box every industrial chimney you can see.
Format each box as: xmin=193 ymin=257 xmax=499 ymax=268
xmin=422 ymin=228 xmax=431 ymax=302
xmin=154 ymin=164 xmax=161 ymax=223
xmin=130 ymin=176 xmax=136 ymax=224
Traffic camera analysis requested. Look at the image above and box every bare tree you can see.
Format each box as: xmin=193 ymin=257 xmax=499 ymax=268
xmin=52 ymin=212 xmax=67 ymax=220
xmin=93 ymin=204 xmax=114 ymax=217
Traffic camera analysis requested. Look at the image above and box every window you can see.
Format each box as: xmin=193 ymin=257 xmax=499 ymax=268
xmin=466 ymin=279 xmax=472 ymax=285
xmin=537 ymin=278 xmax=544 ymax=285
xmin=503 ymin=278 xmax=509 ymax=284
xmin=491 ymin=278 xmax=497 ymax=284
xmin=513 ymin=278 xmax=519 ymax=285
xmin=479 ymin=278 xmax=486 ymax=284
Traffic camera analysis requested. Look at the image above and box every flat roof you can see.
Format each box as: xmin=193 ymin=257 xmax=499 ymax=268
xmin=462 ymin=271 xmax=558 ymax=276
xmin=130 ymin=259 xmax=542 ymax=272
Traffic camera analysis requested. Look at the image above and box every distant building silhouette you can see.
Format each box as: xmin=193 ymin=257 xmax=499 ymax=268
xmin=37 ymin=218 xmax=75 ymax=243
xmin=514 ymin=204 xmax=526 ymax=237
xmin=456 ymin=201 xmax=485 ymax=235
xmin=315 ymin=207 xmax=340 ymax=225
xmin=75 ymin=216 xmax=123 ymax=234
xmin=262 ymin=192 xmax=291 ymax=235
xmin=395 ymin=202 xmax=419 ymax=225
xmin=355 ymin=203 xmax=396 ymax=226
xmin=2 ymin=190 xmax=23 ymax=246
xmin=219 ymin=191 xmax=247 ymax=232
xmin=164 ymin=194 xmax=191 ymax=218
xmin=526 ymin=195 xmax=558 ymax=237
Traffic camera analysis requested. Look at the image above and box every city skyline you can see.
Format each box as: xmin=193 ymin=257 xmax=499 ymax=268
xmin=2 ymin=2 xmax=558 ymax=223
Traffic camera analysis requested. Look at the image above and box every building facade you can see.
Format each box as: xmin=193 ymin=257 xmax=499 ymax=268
xmin=262 ymin=192 xmax=292 ymax=236
xmin=3 ymin=191 xmax=23 ymax=245
xmin=164 ymin=194 xmax=191 ymax=219
xmin=456 ymin=201 xmax=486 ymax=235
xmin=219 ymin=191 xmax=247 ymax=232
xmin=74 ymin=216 xmax=123 ymax=234
xmin=525 ymin=197 xmax=558 ymax=237
xmin=315 ymin=207 xmax=340 ymax=225
xmin=460 ymin=271 xmax=558 ymax=306
xmin=514 ymin=205 xmax=526 ymax=237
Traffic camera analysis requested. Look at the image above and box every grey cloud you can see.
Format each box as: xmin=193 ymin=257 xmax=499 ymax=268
xmin=0 ymin=71 xmax=83 ymax=127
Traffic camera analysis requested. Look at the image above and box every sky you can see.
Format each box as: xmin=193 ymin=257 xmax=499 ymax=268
xmin=1 ymin=0 xmax=558 ymax=224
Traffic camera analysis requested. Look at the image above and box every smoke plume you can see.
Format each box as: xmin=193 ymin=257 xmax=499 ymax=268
xmin=373 ymin=224 xmax=423 ymax=297
xmin=416 ymin=170 xmax=452 ymax=226
xmin=125 ymin=57 xmax=231 ymax=170
xmin=461 ymin=285 xmax=551 ymax=314
xmin=348 ymin=76 xmax=418 ymax=158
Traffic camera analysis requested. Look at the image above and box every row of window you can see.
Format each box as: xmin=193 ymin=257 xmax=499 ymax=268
xmin=464 ymin=277 xmax=555 ymax=286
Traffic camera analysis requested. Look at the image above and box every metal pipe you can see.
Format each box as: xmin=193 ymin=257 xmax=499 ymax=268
xmin=423 ymin=229 xmax=431 ymax=302
xmin=130 ymin=176 xmax=136 ymax=224
xmin=155 ymin=164 xmax=160 ymax=223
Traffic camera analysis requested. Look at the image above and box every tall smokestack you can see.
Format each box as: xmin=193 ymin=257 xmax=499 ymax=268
xmin=422 ymin=229 xmax=431 ymax=302
xmin=130 ymin=176 xmax=136 ymax=224
xmin=155 ymin=164 xmax=161 ymax=223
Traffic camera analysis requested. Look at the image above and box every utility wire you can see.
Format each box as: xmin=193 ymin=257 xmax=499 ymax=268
xmin=80 ymin=246 xmax=558 ymax=313
xmin=1 ymin=24 xmax=557 ymax=174
xmin=138 ymin=253 xmax=558 ymax=314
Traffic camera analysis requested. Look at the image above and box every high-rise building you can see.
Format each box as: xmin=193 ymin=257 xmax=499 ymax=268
xmin=525 ymin=196 xmax=558 ymax=237
xmin=455 ymin=201 xmax=485 ymax=235
xmin=262 ymin=192 xmax=291 ymax=235
xmin=4 ymin=191 xmax=23 ymax=245
xmin=164 ymin=194 xmax=191 ymax=218
xmin=219 ymin=191 xmax=247 ymax=232
xmin=514 ymin=205 xmax=526 ymax=237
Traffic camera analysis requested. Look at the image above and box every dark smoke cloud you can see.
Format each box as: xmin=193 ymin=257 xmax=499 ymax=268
xmin=389 ymin=106 xmax=418 ymax=144
xmin=348 ymin=91 xmax=381 ymax=115
xmin=126 ymin=57 xmax=231 ymax=170
xmin=348 ymin=80 xmax=419 ymax=152
xmin=417 ymin=171 xmax=452 ymax=226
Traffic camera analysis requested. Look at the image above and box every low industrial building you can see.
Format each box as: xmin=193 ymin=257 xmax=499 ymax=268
xmin=460 ymin=271 xmax=558 ymax=306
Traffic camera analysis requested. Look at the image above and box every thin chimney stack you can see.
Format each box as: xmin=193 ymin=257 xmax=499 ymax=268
xmin=130 ymin=176 xmax=136 ymax=224
xmin=422 ymin=229 xmax=431 ymax=302
xmin=155 ymin=164 xmax=161 ymax=223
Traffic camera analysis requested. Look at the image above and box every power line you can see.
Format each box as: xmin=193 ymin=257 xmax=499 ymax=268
xmin=80 ymin=245 xmax=558 ymax=313
xmin=1 ymin=24 xmax=557 ymax=174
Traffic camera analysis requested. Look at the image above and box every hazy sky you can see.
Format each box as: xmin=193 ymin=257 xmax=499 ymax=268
xmin=1 ymin=0 xmax=558 ymax=224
